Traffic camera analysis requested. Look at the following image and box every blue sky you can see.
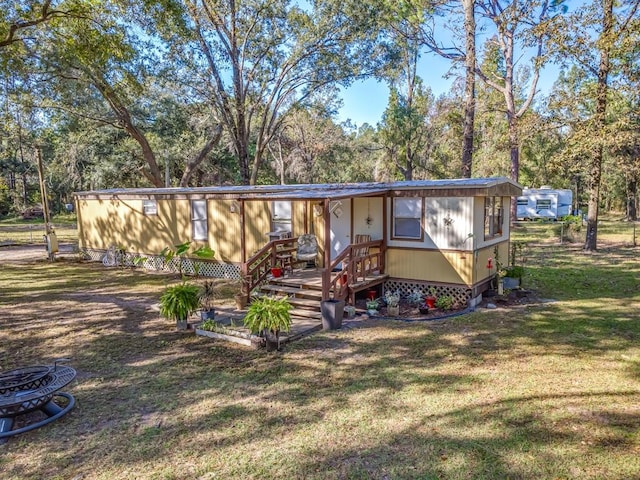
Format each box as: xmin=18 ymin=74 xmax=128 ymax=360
xmin=337 ymin=50 xmax=563 ymax=128
xmin=335 ymin=0 xmax=579 ymax=128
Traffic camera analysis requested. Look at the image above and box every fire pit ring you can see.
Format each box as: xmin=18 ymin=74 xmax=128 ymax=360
xmin=0 ymin=365 xmax=53 ymax=395
xmin=0 ymin=362 xmax=76 ymax=441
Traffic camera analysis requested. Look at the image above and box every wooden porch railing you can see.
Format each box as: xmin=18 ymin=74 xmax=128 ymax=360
xmin=324 ymin=239 xmax=385 ymax=302
xmin=240 ymin=237 xmax=386 ymax=305
xmin=240 ymin=237 xmax=297 ymax=302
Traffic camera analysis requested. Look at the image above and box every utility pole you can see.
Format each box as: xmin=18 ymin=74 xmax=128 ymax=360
xmin=36 ymin=146 xmax=57 ymax=261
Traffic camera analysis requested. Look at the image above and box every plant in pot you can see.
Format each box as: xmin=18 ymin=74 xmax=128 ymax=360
xmin=384 ymin=291 xmax=400 ymax=317
xmin=406 ymin=289 xmax=423 ymax=307
xmin=502 ymin=265 xmax=524 ymax=289
xmin=344 ymin=305 xmax=356 ymax=319
xmin=366 ymin=299 xmax=379 ymax=315
xmin=270 ymin=260 xmax=283 ymax=278
xmin=159 ymin=282 xmax=201 ymax=330
xmin=424 ymin=287 xmax=437 ymax=309
xmin=434 ymin=294 xmax=454 ymax=311
xmin=243 ymin=295 xmax=292 ymax=351
xmin=198 ymin=280 xmax=217 ymax=321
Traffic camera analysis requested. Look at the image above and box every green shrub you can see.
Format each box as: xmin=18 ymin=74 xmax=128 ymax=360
xmin=159 ymin=283 xmax=200 ymax=321
xmin=243 ymin=295 xmax=292 ymax=335
xmin=435 ymin=295 xmax=454 ymax=311
xmin=503 ymin=266 xmax=524 ymax=279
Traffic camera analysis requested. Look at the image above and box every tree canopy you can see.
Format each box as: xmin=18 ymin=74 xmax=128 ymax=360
xmin=1 ymin=0 xmax=640 ymax=251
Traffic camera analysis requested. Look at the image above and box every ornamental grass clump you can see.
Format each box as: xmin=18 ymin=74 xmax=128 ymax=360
xmin=159 ymin=282 xmax=201 ymax=329
xmin=243 ymin=295 xmax=292 ymax=351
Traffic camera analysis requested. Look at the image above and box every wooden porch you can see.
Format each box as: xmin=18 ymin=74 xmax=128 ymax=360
xmin=259 ymin=268 xmax=389 ymax=320
xmin=240 ymin=236 xmax=389 ymax=317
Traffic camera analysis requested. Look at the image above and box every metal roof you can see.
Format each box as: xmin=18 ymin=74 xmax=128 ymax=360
xmin=74 ymin=177 xmax=521 ymax=200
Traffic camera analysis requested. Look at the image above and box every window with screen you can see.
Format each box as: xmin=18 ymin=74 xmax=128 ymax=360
xmin=392 ymin=197 xmax=423 ymax=240
xmin=272 ymin=201 xmax=292 ymax=234
xmin=484 ymin=197 xmax=503 ymax=239
xmin=536 ymin=199 xmax=552 ymax=210
xmin=191 ymin=200 xmax=208 ymax=241
xmin=143 ymin=200 xmax=157 ymax=215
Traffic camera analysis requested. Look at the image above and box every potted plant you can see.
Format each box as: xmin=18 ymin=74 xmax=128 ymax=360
xmin=384 ymin=291 xmax=400 ymax=316
xmin=424 ymin=287 xmax=437 ymax=309
xmin=199 ymin=280 xmax=217 ymax=320
xmin=159 ymin=282 xmax=201 ymax=330
xmin=344 ymin=305 xmax=356 ymax=319
xmin=435 ymin=295 xmax=454 ymax=311
xmin=366 ymin=299 xmax=379 ymax=315
xmin=418 ymin=302 xmax=429 ymax=315
xmin=270 ymin=260 xmax=283 ymax=278
xmin=406 ymin=289 xmax=423 ymax=307
xmin=243 ymin=295 xmax=292 ymax=351
xmin=502 ymin=265 xmax=524 ymax=289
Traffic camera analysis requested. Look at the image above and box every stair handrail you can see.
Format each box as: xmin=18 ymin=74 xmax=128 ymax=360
xmin=325 ymin=239 xmax=385 ymax=301
xmin=241 ymin=237 xmax=297 ymax=303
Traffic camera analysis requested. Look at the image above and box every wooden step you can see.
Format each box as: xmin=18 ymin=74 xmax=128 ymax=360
xmin=274 ymin=277 xmax=323 ymax=291
xmin=286 ymin=297 xmax=322 ymax=310
xmin=290 ymin=308 xmax=322 ymax=320
xmin=260 ymin=284 xmax=323 ymax=300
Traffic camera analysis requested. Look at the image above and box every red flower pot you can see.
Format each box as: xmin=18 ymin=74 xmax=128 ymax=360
xmin=425 ymin=296 xmax=436 ymax=309
xmin=271 ymin=267 xmax=283 ymax=278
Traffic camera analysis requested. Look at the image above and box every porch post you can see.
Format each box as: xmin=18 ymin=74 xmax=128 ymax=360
xmin=382 ymin=193 xmax=388 ymax=273
xmin=240 ymin=199 xmax=246 ymax=263
xmin=322 ymin=198 xmax=331 ymax=301
xmin=240 ymin=199 xmax=248 ymax=302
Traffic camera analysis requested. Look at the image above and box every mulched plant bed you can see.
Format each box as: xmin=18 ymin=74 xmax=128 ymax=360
xmin=354 ymin=288 xmax=537 ymax=321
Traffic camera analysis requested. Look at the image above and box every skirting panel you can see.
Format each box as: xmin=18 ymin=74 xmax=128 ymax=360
xmin=384 ymin=279 xmax=472 ymax=307
xmin=80 ymin=248 xmax=241 ymax=279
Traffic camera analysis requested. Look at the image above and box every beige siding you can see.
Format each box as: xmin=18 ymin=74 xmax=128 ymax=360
xmin=292 ymin=201 xmax=307 ymax=237
xmin=472 ymin=242 xmax=509 ymax=284
xmin=209 ymin=200 xmax=241 ymax=262
xmin=387 ymin=248 xmax=474 ymax=285
xmin=244 ymin=201 xmax=271 ymax=258
xmin=425 ymin=197 xmax=474 ymax=250
xmin=76 ymin=198 xmax=191 ymax=253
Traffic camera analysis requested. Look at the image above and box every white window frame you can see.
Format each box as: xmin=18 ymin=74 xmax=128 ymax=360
xmin=143 ymin=200 xmax=157 ymax=215
xmin=484 ymin=196 xmax=504 ymax=239
xmin=392 ymin=197 xmax=423 ymax=240
xmin=536 ymin=199 xmax=552 ymax=210
xmin=191 ymin=200 xmax=208 ymax=241
xmin=271 ymin=201 xmax=292 ymax=234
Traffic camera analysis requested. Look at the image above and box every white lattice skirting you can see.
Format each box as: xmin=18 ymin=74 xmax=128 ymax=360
xmin=384 ymin=279 xmax=473 ymax=308
xmin=81 ymin=248 xmax=241 ymax=279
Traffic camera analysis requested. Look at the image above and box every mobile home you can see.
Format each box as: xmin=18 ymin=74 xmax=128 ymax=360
xmin=75 ymin=177 xmax=522 ymax=308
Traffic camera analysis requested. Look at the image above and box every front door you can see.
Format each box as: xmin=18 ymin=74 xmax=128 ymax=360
xmin=329 ymin=199 xmax=351 ymax=261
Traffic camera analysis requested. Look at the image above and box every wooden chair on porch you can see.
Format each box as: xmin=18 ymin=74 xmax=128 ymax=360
xmin=295 ymin=234 xmax=318 ymax=268
xmin=352 ymin=234 xmax=372 ymax=281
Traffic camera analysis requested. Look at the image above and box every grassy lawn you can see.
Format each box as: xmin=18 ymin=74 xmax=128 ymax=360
xmin=1 ymin=221 xmax=640 ymax=479
xmin=0 ymin=214 xmax=78 ymax=245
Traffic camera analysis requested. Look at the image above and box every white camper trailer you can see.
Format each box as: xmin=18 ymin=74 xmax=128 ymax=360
xmin=516 ymin=187 xmax=573 ymax=220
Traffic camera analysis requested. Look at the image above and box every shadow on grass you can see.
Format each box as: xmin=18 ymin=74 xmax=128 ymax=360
xmin=2 ymin=243 xmax=640 ymax=479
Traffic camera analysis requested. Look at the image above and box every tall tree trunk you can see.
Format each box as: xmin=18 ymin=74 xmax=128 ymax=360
xmin=122 ymin=122 xmax=163 ymax=187
xmin=179 ymin=125 xmax=223 ymax=187
xmin=627 ymin=176 xmax=637 ymax=221
xmin=461 ymin=0 xmax=476 ymax=178
xmin=508 ymin=113 xmax=519 ymax=221
xmin=584 ymin=0 xmax=613 ymax=252
xmin=92 ymin=77 xmax=163 ymax=187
